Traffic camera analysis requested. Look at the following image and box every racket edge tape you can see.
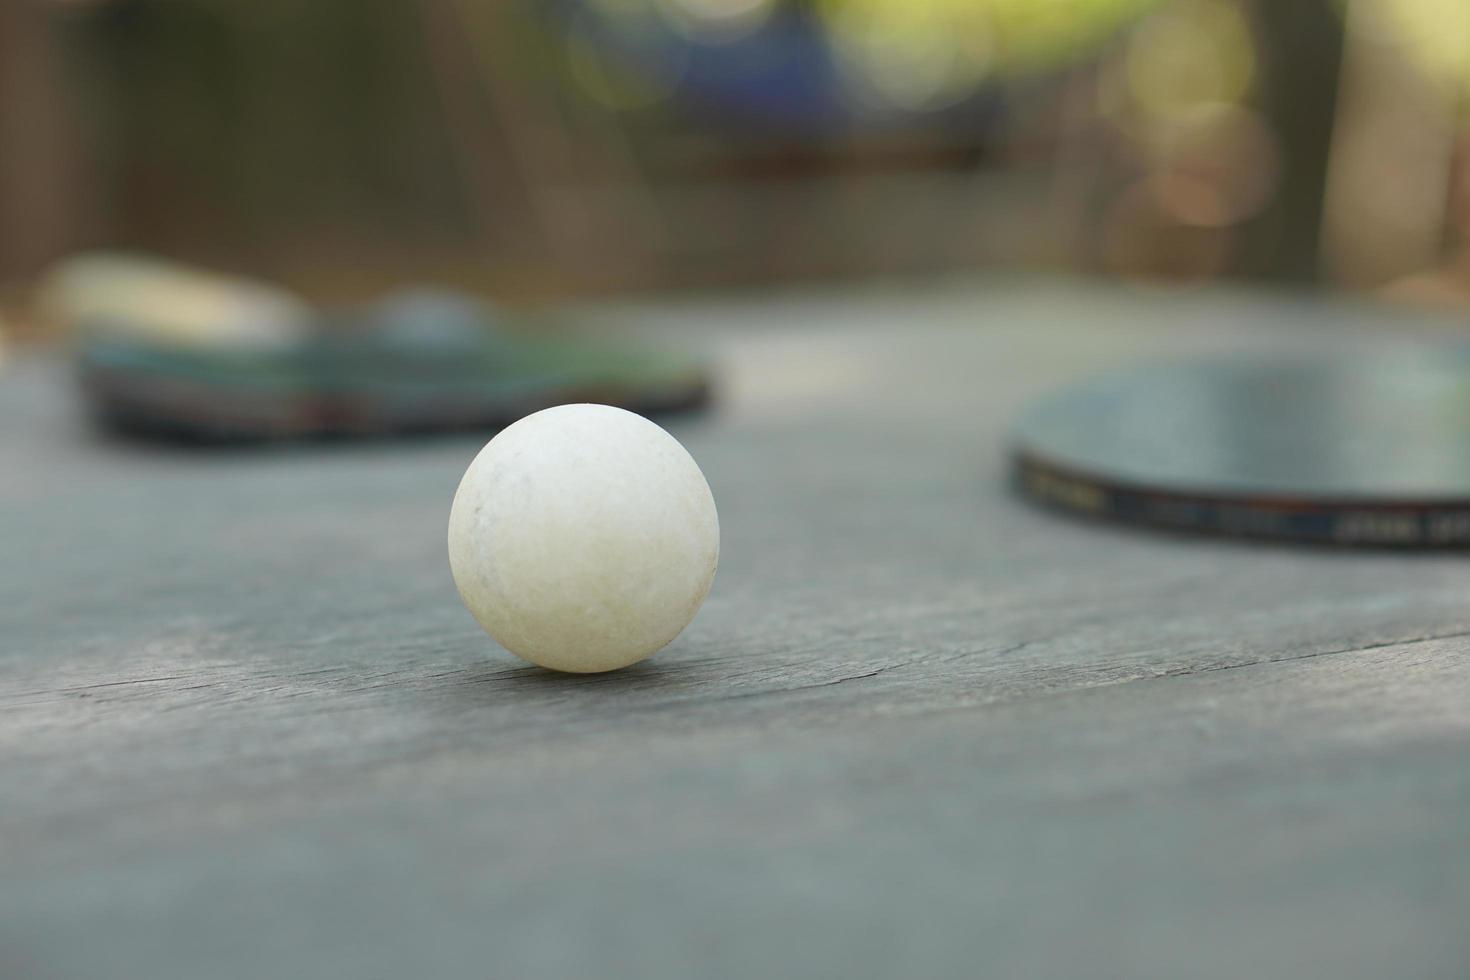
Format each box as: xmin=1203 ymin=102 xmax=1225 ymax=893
xmin=1013 ymin=449 xmax=1470 ymax=548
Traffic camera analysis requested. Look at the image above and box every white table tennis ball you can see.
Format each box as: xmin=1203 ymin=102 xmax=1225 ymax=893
xmin=448 ymin=404 xmax=719 ymax=673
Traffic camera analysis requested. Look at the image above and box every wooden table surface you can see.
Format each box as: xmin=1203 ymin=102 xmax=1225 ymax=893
xmin=4 ymin=280 xmax=1469 ymax=980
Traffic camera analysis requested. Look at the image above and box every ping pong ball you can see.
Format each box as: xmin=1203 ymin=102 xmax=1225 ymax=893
xmin=448 ymin=404 xmax=719 ymax=673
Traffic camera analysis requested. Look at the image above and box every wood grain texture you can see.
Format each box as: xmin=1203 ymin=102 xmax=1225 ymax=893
xmin=3 ymin=280 xmax=1469 ymax=980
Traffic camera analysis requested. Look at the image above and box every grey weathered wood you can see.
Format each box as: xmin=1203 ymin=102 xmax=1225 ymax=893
xmin=3 ymin=281 xmax=1470 ymax=980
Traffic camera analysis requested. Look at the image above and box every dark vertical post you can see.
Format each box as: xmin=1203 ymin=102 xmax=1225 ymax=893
xmin=1238 ymin=0 xmax=1345 ymax=283
xmin=0 ymin=2 xmax=89 ymax=282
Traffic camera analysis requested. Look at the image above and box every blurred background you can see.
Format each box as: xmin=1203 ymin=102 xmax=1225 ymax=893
xmin=3 ymin=0 xmax=1470 ymax=330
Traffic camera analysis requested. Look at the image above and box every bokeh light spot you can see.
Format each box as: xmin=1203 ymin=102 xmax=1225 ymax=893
xmin=1125 ymin=0 xmax=1256 ymax=118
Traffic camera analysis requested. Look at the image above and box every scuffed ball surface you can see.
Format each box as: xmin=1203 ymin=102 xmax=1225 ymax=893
xmin=448 ymin=404 xmax=719 ymax=672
